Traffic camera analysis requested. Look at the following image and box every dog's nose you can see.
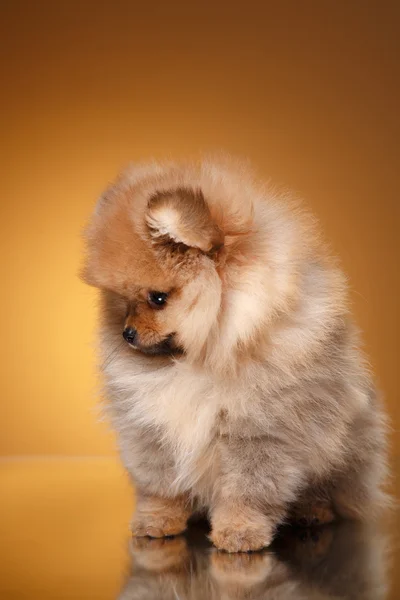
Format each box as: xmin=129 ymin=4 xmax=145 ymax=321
xmin=123 ymin=327 xmax=137 ymax=345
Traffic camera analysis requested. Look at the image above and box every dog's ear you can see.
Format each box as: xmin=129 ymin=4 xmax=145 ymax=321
xmin=146 ymin=187 xmax=224 ymax=254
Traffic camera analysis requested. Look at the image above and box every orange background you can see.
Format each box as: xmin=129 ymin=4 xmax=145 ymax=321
xmin=1 ymin=1 xmax=399 ymax=459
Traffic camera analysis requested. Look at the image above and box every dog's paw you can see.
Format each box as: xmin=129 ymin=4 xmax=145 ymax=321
xmin=210 ymin=523 xmax=274 ymax=553
xmin=131 ymin=514 xmax=188 ymax=538
xmin=291 ymin=502 xmax=335 ymax=528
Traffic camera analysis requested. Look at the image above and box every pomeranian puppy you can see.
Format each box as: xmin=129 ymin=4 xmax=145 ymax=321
xmin=82 ymin=156 xmax=388 ymax=552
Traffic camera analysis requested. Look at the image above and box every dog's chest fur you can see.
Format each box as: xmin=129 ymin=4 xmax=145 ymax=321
xmin=109 ymin=357 xmax=243 ymax=496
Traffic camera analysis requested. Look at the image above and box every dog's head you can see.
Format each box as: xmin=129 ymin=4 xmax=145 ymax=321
xmin=81 ymin=159 xmax=312 ymax=371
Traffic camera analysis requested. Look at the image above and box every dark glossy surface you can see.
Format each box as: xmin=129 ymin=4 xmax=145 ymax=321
xmin=121 ymin=520 xmax=395 ymax=599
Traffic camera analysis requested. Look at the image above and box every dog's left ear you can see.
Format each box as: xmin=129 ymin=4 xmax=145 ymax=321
xmin=146 ymin=187 xmax=224 ymax=254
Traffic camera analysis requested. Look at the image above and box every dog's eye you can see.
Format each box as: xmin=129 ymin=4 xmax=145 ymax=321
xmin=148 ymin=291 xmax=168 ymax=309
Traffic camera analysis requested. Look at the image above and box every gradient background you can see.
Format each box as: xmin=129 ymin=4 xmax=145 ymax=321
xmin=0 ymin=0 xmax=400 ymax=456
xmin=1 ymin=2 xmax=399 ymax=598
xmin=1 ymin=2 xmax=399 ymax=462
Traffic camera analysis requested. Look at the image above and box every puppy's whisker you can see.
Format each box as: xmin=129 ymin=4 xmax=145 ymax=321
xmin=102 ymin=340 xmax=125 ymax=371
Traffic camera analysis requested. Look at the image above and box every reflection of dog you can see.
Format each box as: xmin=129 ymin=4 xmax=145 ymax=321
xmin=118 ymin=522 xmax=389 ymax=600
xmin=82 ymin=157 xmax=389 ymax=551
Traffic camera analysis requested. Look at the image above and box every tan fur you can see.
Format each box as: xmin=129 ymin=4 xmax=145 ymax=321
xmin=290 ymin=502 xmax=335 ymax=527
xmin=82 ymin=156 xmax=389 ymax=552
xmin=131 ymin=493 xmax=191 ymax=538
xmin=210 ymin=502 xmax=275 ymax=552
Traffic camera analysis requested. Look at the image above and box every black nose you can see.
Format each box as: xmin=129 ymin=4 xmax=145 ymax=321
xmin=123 ymin=327 xmax=137 ymax=345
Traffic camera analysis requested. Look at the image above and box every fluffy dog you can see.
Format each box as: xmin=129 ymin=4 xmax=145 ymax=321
xmin=82 ymin=156 xmax=388 ymax=552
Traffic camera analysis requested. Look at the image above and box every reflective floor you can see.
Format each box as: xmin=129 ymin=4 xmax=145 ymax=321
xmin=0 ymin=458 xmax=398 ymax=599
xmin=122 ymin=521 xmax=392 ymax=600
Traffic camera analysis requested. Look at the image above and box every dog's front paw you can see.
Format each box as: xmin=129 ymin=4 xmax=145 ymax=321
xmin=210 ymin=523 xmax=274 ymax=553
xmin=291 ymin=502 xmax=335 ymax=527
xmin=131 ymin=493 xmax=191 ymax=538
xmin=131 ymin=514 xmax=188 ymax=538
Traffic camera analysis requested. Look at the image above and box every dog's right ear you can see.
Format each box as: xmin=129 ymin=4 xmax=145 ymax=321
xmin=146 ymin=187 xmax=224 ymax=255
